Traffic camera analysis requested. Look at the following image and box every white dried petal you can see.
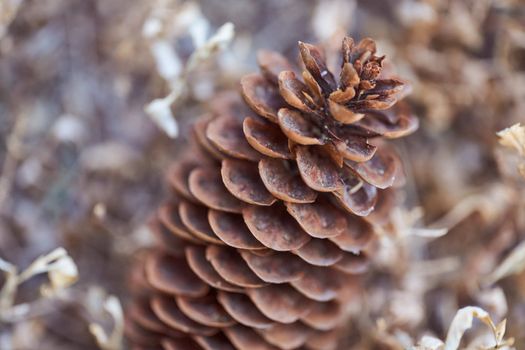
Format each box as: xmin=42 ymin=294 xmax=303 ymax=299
xmin=1 ymin=248 xmax=78 ymax=319
xmin=142 ymin=17 xmax=162 ymax=38
xmin=89 ymin=295 xmax=124 ymax=350
xmin=104 ymin=296 xmax=123 ymax=323
xmin=47 ymin=255 xmax=79 ymax=290
xmin=206 ymin=22 xmax=235 ymax=51
xmin=18 ymin=248 xmax=68 ymax=282
xmin=189 ymin=17 xmax=210 ymax=48
xmin=0 ymin=257 xmax=16 ymax=274
xmin=151 ymin=40 xmax=182 ymax=83
xmin=186 ymin=22 xmax=235 ymax=73
xmin=495 ymin=319 xmax=507 ymax=345
xmin=89 ymin=324 xmax=109 ymax=349
xmin=52 ymin=114 xmax=87 ymax=144
xmin=417 ymin=335 xmax=444 ymax=350
xmin=444 ymin=306 xmax=501 ymax=350
xmin=0 ymin=257 xmax=18 ymax=312
xmin=144 ymin=94 xmax=179 ymax=138
xmin=497 ymin=123 xmax=525 ymax=156
xmin=16 ymin=248 xmax=78 ymax=292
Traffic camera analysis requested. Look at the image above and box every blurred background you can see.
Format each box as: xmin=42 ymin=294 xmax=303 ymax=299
xmin=0 ymin=0 xmax=524 ymax=349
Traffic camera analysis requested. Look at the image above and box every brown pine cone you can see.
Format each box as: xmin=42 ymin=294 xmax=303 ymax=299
xmin=126 ymin=36 xmax=418 ymax=350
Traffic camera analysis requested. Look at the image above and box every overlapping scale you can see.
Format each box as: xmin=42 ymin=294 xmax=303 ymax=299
xmin=290 ymin=267 xmax=344 ymax=302
xmin=188 ymin=168 xmax=244 ymax=213
xmin=221 ymin=159 xmax=276 ymax=206
xmin=239 ymin=250 xmax=306 ymax=283
xmin=185 ymin=246 xmax=244 ymax=293
xmin=167 ymin=160 xmax=199 ymax=201
xmin=176 ymin=295 xmax=235 ymax=327
xmin=157 ymin=202 xmax=203 ymax=244
xmin=225 ymin=325 xmax=280 ymax=350
xmin=258 ymin=158 xmax=317 ymax=203
xmin=145 ymin=252 xmax=209 ymax=298
xmin=246 ymin=284 xmax=313 ymax=324
xmin=258 ymin=322 xmax=312 ymax=350
xmin=294 ymin=238 xmax=343 ymax=266
xmin=241 ymin=74 xmax=285 ymax=123
xmin=178 ymin=200 xmax=224 ymax=245
xmin=217 ymin=292 xmax=275 ymax=330
xmin=151 ymin=295 xmax=217 ymax=336
xmin=207 ymin=115 xmax=261 ymax=161
xmin=208 ymin=210 xmax=266 ymax=250
xmin=206 ymin=245 xmax=267 ymax=288
xmin=127 ymin=35 xmax=417 ymax=350
xmin=242 ymin=204 xmax=311 ymax=251
xmin=243 ymin=117 xmax=293 ymax=160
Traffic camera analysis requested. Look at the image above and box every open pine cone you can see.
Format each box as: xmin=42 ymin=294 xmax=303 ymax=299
xmin=126 ymin=36 xmax=418 ymax=350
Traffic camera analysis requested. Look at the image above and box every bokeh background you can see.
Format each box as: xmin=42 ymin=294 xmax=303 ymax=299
xmin=0 ymin=0 xmax=524 ymax=349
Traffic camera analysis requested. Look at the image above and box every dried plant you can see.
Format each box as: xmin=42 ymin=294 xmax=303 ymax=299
xmin=0 ymin=248 xmax=78 ymax=323
xmin=414 ymin=306 xmax=514 ymax=350
xmin=497 ymin=123 xmax=525 ymax=178
xmin=0 ymin=0 xmax=524 ymax=349
xmin=143 ymin=1 xmax=235 ymax=138
xmin=89 ymin=295 xmax=124 ymax=350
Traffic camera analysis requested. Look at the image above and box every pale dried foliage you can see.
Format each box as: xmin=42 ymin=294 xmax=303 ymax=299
xmin=89 ymin=295 xmax=124 ymax=350
xmin=143 ymin=0 xmax=235 ymax=138
xmin=1 ymin=0 xmax=524 ymax=348
xmin=413 ymin=306 xmax=514 ymax=350
xmin=498 ymin=124 xmax=525 ymax=156
xmin=498 ymin=123 xmax=525 ymax=177
xmin=0 ymin=248 xmax=78 ymax=322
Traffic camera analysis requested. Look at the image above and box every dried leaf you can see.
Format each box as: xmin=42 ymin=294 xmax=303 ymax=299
xmin=1 ymin=248 xmax=78 ymax=321
xmin=0 ymin=257 xmax=18 ymax=313
xmin=414 ymin=335 xmax=444 ymax=350
xmin=484 ymin=240 xmax=525 ymax=285
xmin=494 ymin=319 xmax=507 ymax=345
xmin=150 ymin=40 xmax=183 ymax=83
xmin=443 ymin=306 xmax=508 ymax=350
xmin=46 ymin=254 xmax=79 ymax=291
xmin=497 ymin=123 xmax=525 ymax=156
xmin=89 ymin=295 xmax=124 ymax=350
xmin=187 ymin=22 xmax=235 ymax=71
xmin=144 ymin=93 xmax=179 ymax=138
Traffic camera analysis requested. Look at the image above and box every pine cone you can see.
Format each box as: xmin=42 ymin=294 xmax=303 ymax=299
xmin=126 ymin=36 xmax=418 ymax=350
